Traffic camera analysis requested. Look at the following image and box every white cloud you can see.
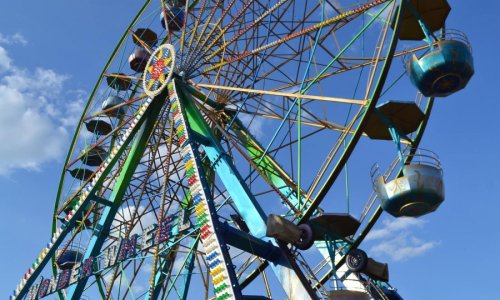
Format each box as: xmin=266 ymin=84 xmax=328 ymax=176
xmin=2 ymin=67 xmax=68 ymax=95
xmin=141 ymin=262 xmax=153 ymax=274
xmin=370 ymin=233 xmax=438 ymax=261
xmin=0 ymin=85 xmax=67 ymax=172
xmin=366 ymin=217 xmax=439 ymax=261
xmin=132 ymin=283 xmax=146 ymax=294
xmin=103 ymin=271 xmax=145 ymax=297
xmin=0 ymin=43 xmax=85 ymax=175
xmin=171 ymin=252 xmax=188 ymax=274
xmin=238 ymin=113 xmax=266 ymax=139
xmin=0 ymin=33 xmax=28 ymax=46
xmin=60 ymin=90 xmax=86 ymax=127
xmin=366 ymin=217 xmax=426 ymax=241
xmin=113 ymin=205 xmax=157 ymax=237
xmin=0 ymin=47 xmax=11 ymax=72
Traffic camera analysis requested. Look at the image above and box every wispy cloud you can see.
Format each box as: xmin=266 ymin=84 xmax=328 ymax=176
xmin=366 ymin=217 xmax=439 ymax=261
xmin=0 ymin=33 xmax=28 ymax=46
xmin=366 ymin=217 xmax=426 ymax=241
xmin=238 ymin=112 xmax=267 ymax=139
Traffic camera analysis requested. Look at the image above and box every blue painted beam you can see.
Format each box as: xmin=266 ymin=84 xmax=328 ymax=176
xmin=180 ymin=239 xmax=198 ymax=300
xmin=176 ymin=81 xmax=318 ymax=299
xmin=90 ymin=195 xmax=114 ymax=207
xmin=148 ymin=255 xmax=175 ymax=300
xmin=145 ymin=224 xmax=180 ymax=300
xmin=219 ymin=222 xmax=279 ymax=262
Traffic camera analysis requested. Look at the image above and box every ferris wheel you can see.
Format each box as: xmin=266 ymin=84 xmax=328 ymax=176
xmin=12 ymin=0 xmax=474 ymax=299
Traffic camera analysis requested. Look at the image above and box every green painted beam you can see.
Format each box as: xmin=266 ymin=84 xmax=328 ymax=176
xmin=176 ymin=81 xmax=318 ymax=299
xmin=66 ymin=94 xmax=167 ymax=299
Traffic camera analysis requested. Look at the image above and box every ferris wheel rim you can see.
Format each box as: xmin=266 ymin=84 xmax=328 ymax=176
xmin=39 ymin=1 xmax=443 ymax=299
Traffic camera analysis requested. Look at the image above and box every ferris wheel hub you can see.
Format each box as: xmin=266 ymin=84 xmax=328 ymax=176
xmin=143 ymin=43 xmax=176 ymax=97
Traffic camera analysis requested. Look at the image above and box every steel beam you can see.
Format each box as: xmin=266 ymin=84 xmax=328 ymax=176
xmin=176 ymin=81 xmax=318 ymax=299
xmin=66 ymin=94 xmax=166 ymax=299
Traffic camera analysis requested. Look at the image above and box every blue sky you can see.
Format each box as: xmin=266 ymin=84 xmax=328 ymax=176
xmin=0 ymin=1 xmax=499 ymax=299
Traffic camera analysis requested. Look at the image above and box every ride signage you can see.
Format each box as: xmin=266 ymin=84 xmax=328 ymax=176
xmin=26 ymin=214 xmax=184 ymax=300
